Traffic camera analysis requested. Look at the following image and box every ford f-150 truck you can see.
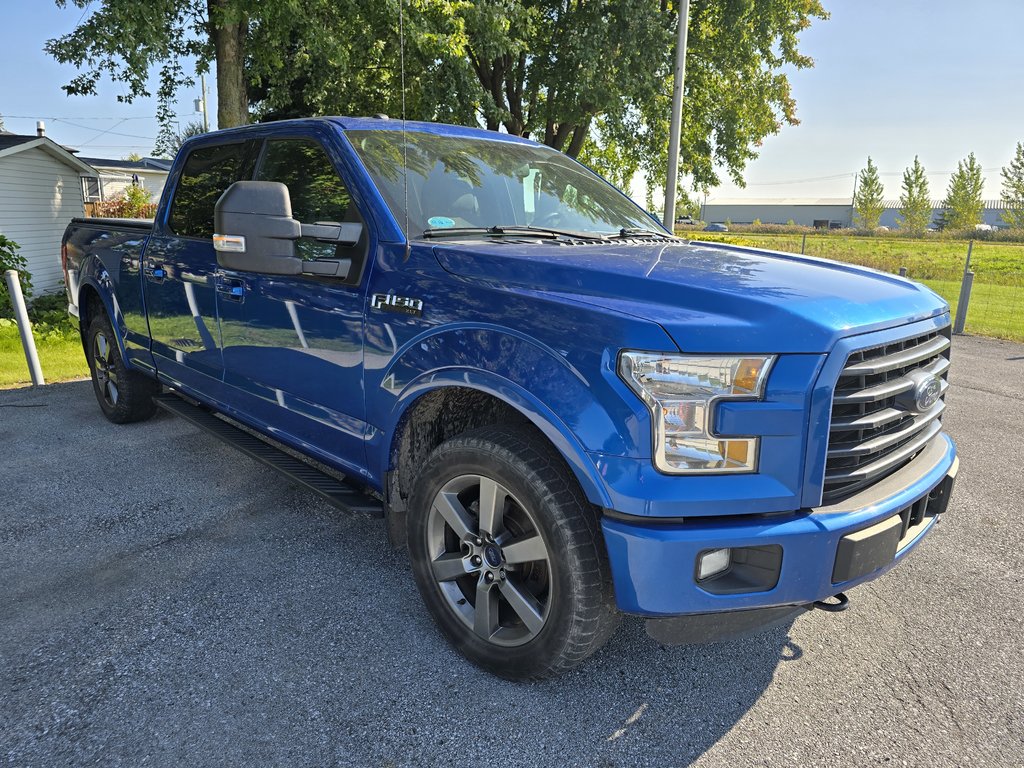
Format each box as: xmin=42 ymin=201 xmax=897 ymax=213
xmin=62 ymin=117 xmax=958 ymax=679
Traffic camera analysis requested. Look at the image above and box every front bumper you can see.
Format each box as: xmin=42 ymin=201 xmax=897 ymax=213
xmin=602 ymin=433 xmax=957 ymax=616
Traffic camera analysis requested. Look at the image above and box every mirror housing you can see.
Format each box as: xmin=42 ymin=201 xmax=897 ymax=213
xmin=214 ymin=181 xmax=302 ymax=275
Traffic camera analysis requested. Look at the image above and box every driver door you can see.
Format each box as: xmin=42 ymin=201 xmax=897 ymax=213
xmin=217 ymin=135 xmax=371 ymax=475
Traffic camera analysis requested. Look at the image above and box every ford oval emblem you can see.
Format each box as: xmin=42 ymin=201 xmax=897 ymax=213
xmin=900 ymin=369 xmax=942 ymax=413
xmin=914 ymin=374 xmax=942 ymax=411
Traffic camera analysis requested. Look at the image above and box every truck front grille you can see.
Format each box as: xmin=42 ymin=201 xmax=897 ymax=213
xmin=823 ymin=326 xmax=951 ymax=504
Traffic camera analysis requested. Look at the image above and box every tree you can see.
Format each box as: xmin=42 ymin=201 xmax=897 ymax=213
xmin=155 ymin=120 xmax=208 ymax=158
xmin=853 ymin=156 xmax=885 ymax=230
xmin=941 ymin=153 xmax=985 ymax=230
xmin=1000 ymin=142 xmax=1024 ymax=230
xmin=123 ymin=152 xmax=143 ymax=161
xmin=248 ymin=0 xmax=829 ymax=191
xmin=897 ymin=156 xmax=932 ymax=234
xmin=45 ymin=0 xmax=250 ymax=134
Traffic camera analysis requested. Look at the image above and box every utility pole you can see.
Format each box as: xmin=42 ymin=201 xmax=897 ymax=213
xmin=663 ymin=0 xmax=691 ymax=231
xmin=201 ymin=74 xmax=210 ymax=132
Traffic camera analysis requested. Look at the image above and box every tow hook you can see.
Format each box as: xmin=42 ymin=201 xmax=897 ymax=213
xmin=811 ymin=592 xmax=850 ymax=613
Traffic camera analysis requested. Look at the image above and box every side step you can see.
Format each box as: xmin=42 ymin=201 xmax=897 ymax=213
xmin=153 ymin=393 xmax=383 ymax=517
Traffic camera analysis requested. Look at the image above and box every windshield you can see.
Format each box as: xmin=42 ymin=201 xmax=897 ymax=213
xmin=347 ymin=130 xmax=662 ymax=238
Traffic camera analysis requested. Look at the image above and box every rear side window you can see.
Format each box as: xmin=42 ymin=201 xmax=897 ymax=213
xmin=169 ymin=141 xmax=257 ymax=239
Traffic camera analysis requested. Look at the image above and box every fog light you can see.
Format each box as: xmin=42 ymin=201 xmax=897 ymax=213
xmin=697 ymin=548 xmax=731 ymax=580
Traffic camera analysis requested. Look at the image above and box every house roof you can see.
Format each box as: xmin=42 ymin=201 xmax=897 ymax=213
xmin=0 ymin=134 xmax=96 ymax=174
xmin=78 ymin=156 xmax=172 ymax=173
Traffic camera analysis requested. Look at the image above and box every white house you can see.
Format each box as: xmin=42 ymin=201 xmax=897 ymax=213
xmin=77 ymin=155 xmax=172 ymax=205
xmin=0 ymin=133 xmax=96 ymax=294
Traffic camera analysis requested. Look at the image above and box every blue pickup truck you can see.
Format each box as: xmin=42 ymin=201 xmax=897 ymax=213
xmin=62 ymin=117 xmax=958 ymax=679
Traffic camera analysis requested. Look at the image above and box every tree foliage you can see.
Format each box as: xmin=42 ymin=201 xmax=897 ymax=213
xmin=1000 ymin=141 xmax=1024 ymax=230
xmin=156 ymin=120 xmax=208 ymax=158
xmin=897 ymin=155 xmax=931 ymax=234
xmin=942 ymin=153 xmax=985 ymax=230
xmin=45 ymin=0 xmax=249 ymax=138
xmin=248 ymin=0 xmax=828 ymax=192
xmin=853 ymin=156 xmax=885 ymax=230
xmin=47 ymin=0 xmax=827 ymax=197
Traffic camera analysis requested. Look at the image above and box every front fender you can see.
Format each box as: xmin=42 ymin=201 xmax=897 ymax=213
xmin=380 ymin=366 xmax=613 ymax=508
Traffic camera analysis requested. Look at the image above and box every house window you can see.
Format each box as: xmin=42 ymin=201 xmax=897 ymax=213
xmin=82 ymin=177 xmax=101 ymax=203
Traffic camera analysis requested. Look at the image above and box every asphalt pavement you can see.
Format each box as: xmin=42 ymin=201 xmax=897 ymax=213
xmin=1 ymin=334 xmax=1022 ymax=767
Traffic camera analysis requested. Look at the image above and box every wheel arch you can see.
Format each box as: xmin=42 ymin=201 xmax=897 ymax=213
xmin=381 ymin=373 xmax=612 ymax=548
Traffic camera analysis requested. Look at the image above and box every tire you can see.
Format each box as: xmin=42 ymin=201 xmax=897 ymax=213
xmin=86 ymin=312 xmax=160 ymax=424
xmin=407 ymin=424 xmax=620 ymax=679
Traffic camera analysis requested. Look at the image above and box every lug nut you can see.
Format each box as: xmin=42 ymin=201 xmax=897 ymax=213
xmin=499 ymin=569 xmax=506 ymax=580
xmin=474 ymin=537 xmax=483 ymax=546
xmin=471 ymin=555 xmax=482 ymax=566
xmin=484 ymin=571 xmax=495 ymax=583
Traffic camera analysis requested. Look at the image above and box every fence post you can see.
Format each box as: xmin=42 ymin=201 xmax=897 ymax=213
xmin=952 ymin=241 xmax=975 ymax=335
xmin=898 ymin=267 xmax=908 ymax=277
xmin=801 ymin=232 xmax=807 ymax=254
xmin=3 ymin=270 xmax=45 ymax=386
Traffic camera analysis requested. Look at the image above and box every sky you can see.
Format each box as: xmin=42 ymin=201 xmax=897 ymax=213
xmin=2 ymin=1 xmax=1023 ymax=202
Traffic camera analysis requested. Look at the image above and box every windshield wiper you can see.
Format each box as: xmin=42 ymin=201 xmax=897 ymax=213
xmin=422 ymin=224 xmax=605 ymax=241
xmin=610 ymin=227 xmax=678 ymax=240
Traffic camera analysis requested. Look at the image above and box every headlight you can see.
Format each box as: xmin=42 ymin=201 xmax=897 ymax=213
xmin=619 ymin=353 xmax=775 ymax=473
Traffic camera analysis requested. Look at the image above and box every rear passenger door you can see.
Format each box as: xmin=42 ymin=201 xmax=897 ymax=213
xmin=144 ymin=140 xmax=257 ymax=397
xmin=216 ymin=135 xmax=372 ymax=476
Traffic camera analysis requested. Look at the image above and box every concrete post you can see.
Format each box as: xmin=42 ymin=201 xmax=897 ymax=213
xmin=4 ymin=270 xmax=45 ymax=385
xmin=953 ymin=271 xmax=975 ymax=335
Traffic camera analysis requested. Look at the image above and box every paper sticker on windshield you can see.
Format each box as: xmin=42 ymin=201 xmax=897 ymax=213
xmin=427 ymin=216 xmax=456 ymax=228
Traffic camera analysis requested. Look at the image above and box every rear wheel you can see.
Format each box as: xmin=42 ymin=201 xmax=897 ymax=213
xmin=86 ymin=312 xmax=159 ymax=423
xmin=407 ymin=425 xmax=619 ymax=679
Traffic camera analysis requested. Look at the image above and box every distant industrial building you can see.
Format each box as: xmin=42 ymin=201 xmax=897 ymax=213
xmin=701 ymin=198 xmax=1013 ymax=229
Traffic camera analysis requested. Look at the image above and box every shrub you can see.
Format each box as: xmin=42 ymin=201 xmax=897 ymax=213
xmin=94 ymin=185 xmax=157 ymax=219
xmin=0 ymin=235 xmax=32 ymax=318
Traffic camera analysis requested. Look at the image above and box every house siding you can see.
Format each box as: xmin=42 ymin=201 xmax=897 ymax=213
xmin=0 ymin=147 xmax=85 ymax=294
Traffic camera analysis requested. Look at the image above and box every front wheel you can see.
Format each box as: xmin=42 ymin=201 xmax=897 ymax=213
xmin=86 ymin=312 xmax=159 ymax=423
xmin=407 ymin=425 xmax=619 ymax=679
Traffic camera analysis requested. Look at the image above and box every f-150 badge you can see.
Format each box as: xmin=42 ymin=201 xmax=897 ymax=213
xmin=371 ymin=293 xmax=424 ymax=317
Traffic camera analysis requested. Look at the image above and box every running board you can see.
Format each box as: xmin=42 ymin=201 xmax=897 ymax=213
xmin=153 ymin=393 xmax=383 ymax=517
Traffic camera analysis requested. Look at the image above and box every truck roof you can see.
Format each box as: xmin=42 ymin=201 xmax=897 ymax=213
xmin=186 ymin=116 xmax=537 ymax=147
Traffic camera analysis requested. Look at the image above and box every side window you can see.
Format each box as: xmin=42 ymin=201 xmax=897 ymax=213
xmin=256 ymin=139 xmax=356 ymax=260
xmin=168 ymin=141 xmax=257 ymax=239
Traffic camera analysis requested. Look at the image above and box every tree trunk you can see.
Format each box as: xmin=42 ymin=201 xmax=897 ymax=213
xmin=208 ymin=0 xmax=248 ymax=128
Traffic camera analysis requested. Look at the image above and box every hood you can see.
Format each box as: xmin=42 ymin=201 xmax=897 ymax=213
xmin=431 ymin=239 xmax=949 ymax=354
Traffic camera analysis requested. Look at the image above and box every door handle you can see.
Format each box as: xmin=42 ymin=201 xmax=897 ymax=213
xmin=144 ymin=260 xmax=167 ymax=282
xmin=216 ymin=276 xmax=246 ymax=303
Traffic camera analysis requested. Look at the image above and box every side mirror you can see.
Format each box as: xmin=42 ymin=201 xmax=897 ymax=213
xmin=214 ymin=181 xmax=302 ymax=275
xmin=213 ymin=181 xmax=365 ymax=278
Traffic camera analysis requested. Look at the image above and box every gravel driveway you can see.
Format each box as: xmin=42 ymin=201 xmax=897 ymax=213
xmin=1 ymin=335 xmax=1022 ymax=767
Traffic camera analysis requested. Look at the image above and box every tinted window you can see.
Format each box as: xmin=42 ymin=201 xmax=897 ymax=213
xmin=257 ymin=139 xmax=356 ymax=260
xmin=257 ymin=140 xmax=351 ymax=224
xmin=169 ymin=141 xmax=257 ymax=238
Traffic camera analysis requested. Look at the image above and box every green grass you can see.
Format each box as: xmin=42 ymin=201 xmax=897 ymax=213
xmin=0 ymin=323 xmax=89 ymax=388
xmin=688 ymin=232 xmax=1024 ymax=342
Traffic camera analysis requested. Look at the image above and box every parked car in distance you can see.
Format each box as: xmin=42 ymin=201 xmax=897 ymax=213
xmin=704 ymin=222 xmax=728 ymax=232
xmin=62 ymin=116 xmax=958 ymax=679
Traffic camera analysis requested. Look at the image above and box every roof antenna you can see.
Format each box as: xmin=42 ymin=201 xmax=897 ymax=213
xmin=399 ymin=0 xmax=410 ymax=257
